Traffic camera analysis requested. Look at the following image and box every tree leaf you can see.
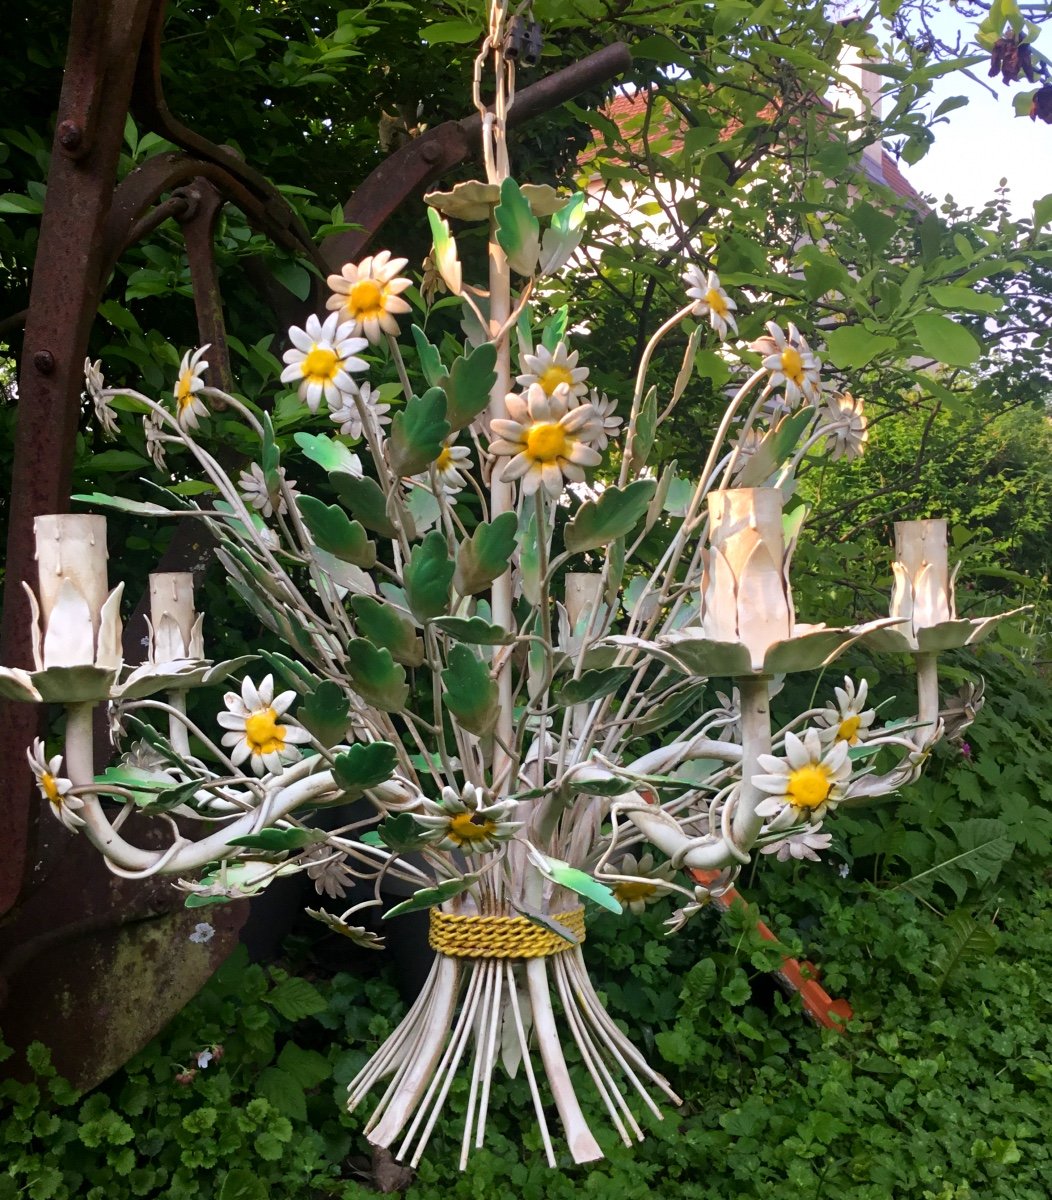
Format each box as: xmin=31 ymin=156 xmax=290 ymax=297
xmin=384 ymin=874 xmax=480 ymax=919
xmin=927 ymin=285 xmax=1003 ymax=315
xmin=350 ymin=595 xmax=424 ymax=665
xmin=912 ymin=313 xmax=981 ymax=367
xmin=453 ymin=511 xmax=517 ymax=595
xmin=345 ymin=639 xmax=409 ymax=711
xmin=387 ymin=388 xmax=450 ymax=477
xmin=277 ymin=1042 xmax=331 ymax=1088
xmin=297 ymin=497 xmax=376 ymax=567
xmin=825 ymin=325 xmax=897 ymax=369
xmin=432 ymin=615 xmax=514 ymax=645
xmin=443 ymin=342 xmax=497 ymax=431
xmin=495 ymin=178 xmax=540 ymax=276
xmin=404 ymin=530 xmax=455 ymax=621
xmin=442 ymin=644 xmax=498 ymax=736
xmin=850 ymin=201 xmax=897 ymax=255
xmin=333 ymin=740 xmax=399 ymax=797
xmin=563 ymin=480 xmax=656 ymax=554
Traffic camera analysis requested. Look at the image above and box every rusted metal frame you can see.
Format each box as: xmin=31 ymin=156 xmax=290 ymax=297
xmin=0 ymin=0 xmax=159 ymax=916
xmin=179 ymin=178 xmax=234 ymax=391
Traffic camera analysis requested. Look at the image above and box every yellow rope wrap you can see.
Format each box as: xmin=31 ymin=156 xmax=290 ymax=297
xmin=428 ymin=908 xmax=586 ymax=959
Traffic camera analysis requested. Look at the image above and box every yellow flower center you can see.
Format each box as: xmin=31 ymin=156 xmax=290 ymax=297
xmin=347 ymin=278 xmax=385 ymax=319
xmin=780 ymin=346 xmax=805 ymax=385
xmin=243 ymin=708 xmax=287 ymax=758
xmin=705 ymin=287 xmax=729 ymax=317
xmin=537 ymin=364 xmax=575 ymax=395
xmin=786 ymin=764 xmax=832 ymax=811
xmin=41 ymin=772 xmax=62 ymax=805
xmin=302 ymin=346 xmax=339 ymax=381
xmin=176 ymin=372 xmax=194 ymax=410
xmin=436 ymin=446 xmax=454 ymax=471
xmin=448 ymin=811 xmax=497 ymax=846
xmin=614 ymin=880 xmax=657 ymax=904
xmin=837 ymin=714 xmax=862 ymax=744
xmin=525 ymin=421 xmax=569 ymax=463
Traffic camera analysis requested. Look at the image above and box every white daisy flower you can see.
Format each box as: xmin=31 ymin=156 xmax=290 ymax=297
xmin=325 ymin=251 xmax=413 ymax=344
xmin=413 ymin=436 xmax=471 ymax=495
xmin=305 ymin=907 xmax=385 ymax=949
xmin=216 ymin=674 xmax=312 ymax=776
xmin=750 ymin=322 xmax=822 ymax=407
xmin=238 ymin=462 xmax=292 ymax=518
xmin=815 ymin=677 xmax=877 ymax=747
xmin=304 ymin=847 xmax=355 ymax=899
xmin=516 ymin=340 xmax=589 ymax=399
xmin=682 ymin=267 xmax=738 ymax=340
xmin=573 ymin=388 xmax=622 ymax=452
xmin=415 ymin=782 xmax=520 ymax=853
xmin=759 ymin=825 xmax=834 ymax=862
xmin=327 ymin=381 xmax=391 ymax=440
xmin=84 ymin=357 xmax=119 ymax=439
xmin=173 ymin=345 xmax=211 ymax=431
xmin=489 ymin=382 xmax=602 ymax=499
xmin=27 ymin=738 xmax=84 ymax=832
xmin=144 ymin=409 xmax=167 ymax=470
xmin=611 ymin=851 xmax=676 ymax=914
xmin=753 ymin=728 xmax=851 ymax=823
xmin=822 ymin=391 xmax=868 ymax=461
xmin=280 ymin=313 xmax=368 ymax=414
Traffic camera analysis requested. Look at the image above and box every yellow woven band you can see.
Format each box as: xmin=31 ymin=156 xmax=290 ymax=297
xmin=428 ymin=908 xmax=586 ymax=959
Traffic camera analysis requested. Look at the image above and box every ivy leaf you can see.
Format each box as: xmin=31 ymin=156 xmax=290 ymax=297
xmin=913 ymin=313 xmax=981 ymax=367
xmin=453 ymin=512 xmax=517 ymax=595
xmin=350 ymin=596 xmax=424 ymax=665
xmin=329 ymin=473 xmax=398 ymax=538
xmin=442 ymin=644 xmax=498 ymax=736
xmin=527 ymin=847 xmax=622 ymax=914
xmin=432 ymin=615 xmax=514 ymax=645
xmin=333 ymin=740 xmax=399 ymax=797
xmin=387 ymin=388 xmax=450 ymax=477
xmin=428 ymin=208 xmax=462 ymax=295
xmin=297 ymin=680 xmax=350 ymax=746
xmin=345 ymin=639 xmax=409 ymax=711
xmin=411 ymin=325 xmax=448 ymax=388
xmin=495 ymin=178 xmax=540 ymax=276
xmin=443 ymin=342 xmax=497 ymax=431
xmin=404 ymin=530 xmax=455 ymax=622
xmin=563 ymin=480 xmax=656 ymax=554
xmin=538 ymin=192 xmax=586 ymax=276
xmin=557 ymin=666 xmax=633 ymax=706
xmin=294 ymin=431 xmax=362 ymax=477
xmin=297 ymin=497 xmax=376 ymax=567
xmin=384 ymin=874 xmax=480 ymax=919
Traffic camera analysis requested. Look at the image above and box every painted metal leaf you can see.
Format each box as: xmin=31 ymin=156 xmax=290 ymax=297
xmin=763 ymin=629 xmax=858 ymax=674
xmin=0 ymin=669 xmax=40 ymax=703
xmin=298 ymin=680 xmax=350 ymax=746
xmin=333 ymin=740 xmax=399 ymax=797
xmin=427 ymin=208 xmax=462 ymax=295
xmin=411 ymin=325 xmax=448 ymax=389
xmin=659 ymin=636 xmax=753 ymax=677
xmin=404 ymin=530 xmax=455 ymax=622
xmin=735 ymin=407 xmax=814 ymax=487
xmin=563 ymin=480 xmax=657 ymax=554
xmin=350 ymin=596 xmax=425 ymax=665
xmin=495 ymin=178 xmax=540 ymax=277
xmin=557 ymin=666 xmax=633 ymax=706
xmin=329 ymin=473 xmax=398 ymax=538
xmin=531 ymin=852 xmax=622 ymax=915
xmin=627 ymin=386 xmax=657 ymax=472
xmin=519 ymin=507 xmax=541 ymax=605
xmin=297 ymin=497 xmax=376 ymax=567
xmin=345 ymin=639 xmax=409 ymax=711
xmin=443 ymin=342 xmax=497 ymax=432
xmin=387 ymin=388 xmax=450 ymax=477
xmin=453 ymin=511 xmax=518 ymax=595
xmin=404 ymin=484 xmax=441 ymax=536
xmin=634 ymin=684 xmax=705 ymax=735
xmin=71 ymin=492 xmax=174 ymax=516
xmin=374 ymin=813 xmax=431 ymax=853
xmin=294 ymin=431 xmax=362 ymax=477
xmin=511 ymin=901 xmax=580 ymax=945
xmin=261 ymin=411 xmax=281 ymax=487
xmin=33 ymin=665 xmax=119 ymax=704
xmin=258 ymin=651 xmax=324 ymax=696
xmin=228 ymin=828 xmax=328 ymax=852
xmin=442 ymin=644 xmax=498 ymax=736
xmin=383 ymin=873 xmax=480 ymax=920
xmin=431 ymin=616 xmax=514 ymax=645
xmin=538 ymin=191 xmax=586 ymax=276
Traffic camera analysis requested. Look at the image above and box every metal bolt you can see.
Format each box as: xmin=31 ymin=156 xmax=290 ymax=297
xmin=421 ymin=142 xmax=441 ymax=165
xmin=57 ymin=121 xmax=82 ymax=152
xmin=33 ymin=351 xmax=55 ymax=375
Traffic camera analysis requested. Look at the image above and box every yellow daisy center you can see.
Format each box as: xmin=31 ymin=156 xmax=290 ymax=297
xmin=786 ymin=764 xmax=832 ymax=810
xmin=448 ymin=811 xmax=497 ymax=846
xmin=525 ymin=421 xmax=569 ymax=463
xmin=537 ymin=364 xmax=575 ymax=395
xmin=705 ymin=287 xmax=729 ymax=317
xmin=176 ymin=372 xmax=194 ymax=410
xmin=346 ymin=278 xmax=385 ymax=320
xmin=436 ymin=446 xmax=454 ymax=471
xmin=780 ymin=346 xmax=805 ymax=385
xmin=837 ymin=714 xmax=862 ymax=743
xmin=41 ymin=772 xmax=62 ymax=805
xmin=302 ymin=346 xmax=339 ymax=381
xmin=614 ymin=880 xmax=657 ymax=904
xmin=243 ymin=708 xmax=287 ymax=758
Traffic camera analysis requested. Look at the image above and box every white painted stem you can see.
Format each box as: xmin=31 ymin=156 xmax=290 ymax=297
xmin=731 ymin=674 xmax=772 ymax=850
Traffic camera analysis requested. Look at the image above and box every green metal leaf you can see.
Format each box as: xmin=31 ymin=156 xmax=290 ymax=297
xmin=374 ymin=812 xmax=431 ymax=853
xmin=333 ymin=740 xmax=399 ymax=797
xmin=557 ymin=666 xmax=633 ymax=706
xmin=294 ymin=431 xmax=362 ymax=475
xmin=404 ymin=530 xmax=455 ymax=622
xmin=563 ymin=479 xmax=656 ymax=554
xmin=432 ymin=616 xmax=514 ymax=645
xmin=519 ymin=507 xmax=541 ymax=605
xmin=228 ymin=828 xmax=327 ymax=852
xmin=427 ymin=208 xmax=462 ymax=295
xmin=530 ymin=851 xmax=622 ymax=914
xmin=261 ymin=411 xmax=281 ymax=487
xmin=297 ymin=496 xmax=376 ymax=567
xmin=511 ymin=901 xmax=580 ymax=945
xmin=453 ymin=511 xmax=517 ymax=595
xmin=735 ymin=407 xmax=814 ymax=486
xmin=384 ymin=873 xmax=480 ymax=919
xmin=442 ymin=644 xmax=498 ymax=736
xmin=538 ymin=192 xmax=586 ymax=276
xmin=350 ymin=595 xmax=425 ymax=665
xmin=258 ymin=651 xmax=325 ymax=696
xmin=411 ymin=325 xmax=448 ymax=388
xmin=387 ymin=388 xmax=450 ymax=477
xmin=298 ymin=679 xmax=350 ymax=746
xmin=627 ymin=386 xmax=657 ymax=472
xmin=495 ymin=178 xmax=540 ymax=277
xmin=72 ymin=493 xmax=174 ymax=516
xmin=345 ymin=640 xmax=409 ymax=711
xmin=329 ymin=473 xmax=398 ymax=538
xmin=443 ymin=342 xmax=497 ymax=432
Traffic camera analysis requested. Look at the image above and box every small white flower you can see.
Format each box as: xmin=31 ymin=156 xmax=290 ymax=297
xmin=489 ymin=382 xmax=601 ymax=499
xmin=611 ymin=851 xmax=676 ymax=914
xmin=822 ymin=392 xmax=868 ymax=461
xmin=238 ymin=462 xmax=291 ymax=518
xmin=838 ymin=862 xmax=850 ymax=878
xmin=305 ymin=907 xmax=386 ymax=949
xmin=325 ymin=251 xmax=413 ymax=344
xmin=753 ymin=728 xmax=851 ymax=823
xmin=216 ymin=674 xmax=312 ymax=776
xmin=189 ymin=922 xmax=215 ymax=945
xmin=413 ymin=436 xmax=472 ymax=495
xmin=84 ymin=358 xmax=119 ymax=439
xmin=416 ymin=782 xmax=521 ymax=853
xmin=144 ymin=408 xmax=167 ymax=471
xmin=173 ymin=345 xmax=211 ymax=431
xmin=760 ymin=826 xmax=833 ymax=862
xmin=815 ymin=677 xmax=877 ymax=747
xmin=327 ymin=381 xmax=391 ymax=440
xmin=750 ymin=322 xmax=822 ymax=407
xmin=305 ymin=848 xmax=355 ymax=899
xmin=27 ymin=738 xmax=83 ymax=832
xmin=682 ymin=267 xmax=738 ymax=340
xmin=516 ymin=340 xmax=589 ymax=399
xmin=573 ymin=388 xmax=622 ymax=452
xmin=280 ymin=313 xmax=368 ymax=414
